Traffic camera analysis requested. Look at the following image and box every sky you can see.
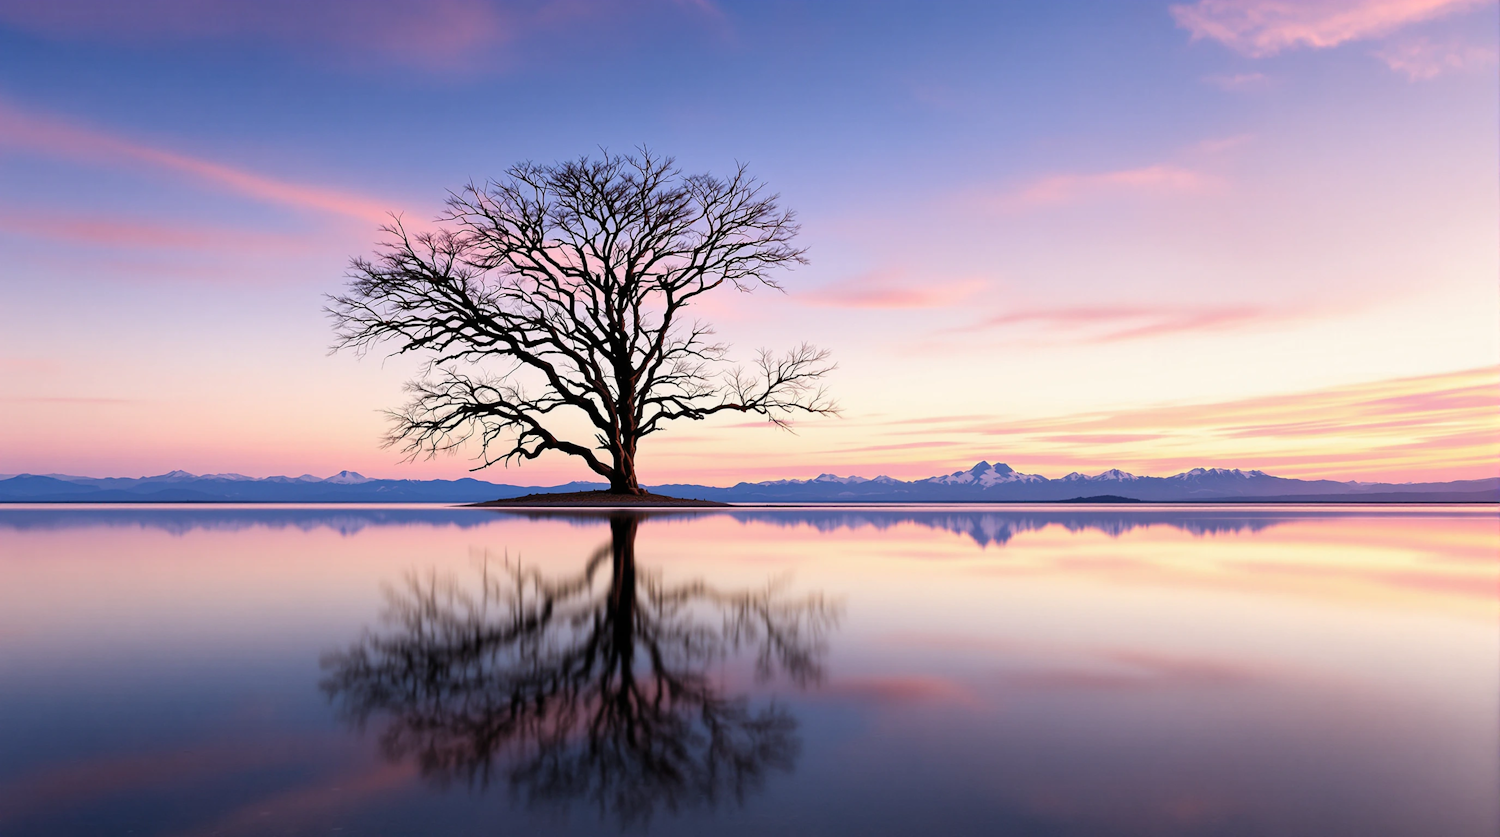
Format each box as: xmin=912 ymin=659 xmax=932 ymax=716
xmin=0 ymin=0 xmax=1496 ymax=485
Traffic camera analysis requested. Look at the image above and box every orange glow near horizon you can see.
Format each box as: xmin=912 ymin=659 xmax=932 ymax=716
xmin=642 ymin=365 xmax=1500 ymax=485
xmin=2 ymin=364 xmax=1494 ymax=485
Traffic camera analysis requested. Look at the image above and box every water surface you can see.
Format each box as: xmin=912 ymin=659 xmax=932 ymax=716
xmin=1 ymin=504 xmax=1495 ymax=836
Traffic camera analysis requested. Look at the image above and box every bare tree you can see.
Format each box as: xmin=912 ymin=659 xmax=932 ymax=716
xmin=329 ymin=150 xmax=836 ymax=495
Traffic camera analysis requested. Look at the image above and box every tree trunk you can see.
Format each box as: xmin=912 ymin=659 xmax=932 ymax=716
xmin=608 ymin=446 xmax=645 ymax=495
xmin=608 ymin=473 xmax=645 ymax=495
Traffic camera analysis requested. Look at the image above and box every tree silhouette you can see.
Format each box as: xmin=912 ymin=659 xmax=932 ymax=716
xmin=328 ymin=151 xmax=836 ymax=495
xmin=320 ymin=513 xmax=840 ymax=825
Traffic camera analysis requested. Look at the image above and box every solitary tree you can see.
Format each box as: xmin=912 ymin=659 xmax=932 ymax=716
xmin=329 ymin=150 xmax=835 ymax=495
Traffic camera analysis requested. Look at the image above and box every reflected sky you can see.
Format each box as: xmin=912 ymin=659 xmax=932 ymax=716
xmin=0 ymin=505 xmax=1495 ymax=836
xmin=319 ymin=513 xmax=839 ymax=826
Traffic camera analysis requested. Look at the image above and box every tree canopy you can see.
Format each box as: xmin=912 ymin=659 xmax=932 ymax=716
xmin=330 ymin=150 xmax=835 ymax=494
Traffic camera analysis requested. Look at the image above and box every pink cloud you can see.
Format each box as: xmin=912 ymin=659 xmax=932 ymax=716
xmin=667 ymin=0 xmax=731 ymax=33
xmin=0 ymin=99 xmax=392 ymax=222
xmin=1202 ymin=72 xmax=1271 ymax=90
xmin=986 ymin=368 xmax=1496 ymax=439
xmin=881 ymin=414 xmax=998 ymax=427
xmin=962 ymin=305 xmax=1269 ymax=343
xmin=1193 ymin=134 xmax=1257 ymax=154
xmin=0 ymin=0 xmax=510 ymax=70
xmin=825 ymin=440 xmax=965 ymax=455
xmin=1171 ymin=0 xmax=1488 ymax=57
xmin=802 ymin=271 xmax=983 ymax=309
xmin=672 ymin=0 xmax=725 ymax=16
xmin=1093 ymin=308 xmax=1265 ymax=342
xmin=0 ymin=210 xmax=317 ymax=254
xmin=0 ymin=1 xmax=730 ymax=72
xmin=1035 ymin=433 xmax=1166 ymax=444
xmin=1 ymin=397 xmax=133 ymax=405
xmin=1375 ymin=36 xmax=1499 ymax=78
xmin=989 ymin=164 xmax=1219 ymax=210
xmin=909 ymin=365 xmax=1500 ymax=482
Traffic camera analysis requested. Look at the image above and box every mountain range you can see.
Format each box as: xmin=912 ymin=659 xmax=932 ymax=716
xmin=1 ymin=462 xmax=1495 ymax=503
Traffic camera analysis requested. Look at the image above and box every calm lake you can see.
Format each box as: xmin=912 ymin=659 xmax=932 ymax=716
xmin=0 ymin=504 xmax=1495 ymax=836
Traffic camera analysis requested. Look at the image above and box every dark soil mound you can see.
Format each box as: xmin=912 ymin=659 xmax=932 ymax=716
xmin=469 ymin=490 xmax=729 ymax=508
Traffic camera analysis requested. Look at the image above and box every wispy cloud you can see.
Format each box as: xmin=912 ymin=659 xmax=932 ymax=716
xmin=1202 ymin=71 xmax=1270 ymax=90
xmin=825 ymin=440 xmax=966 ymax=455
xmin=1374 ymin=36 xmax=1499 ymax=78
xmin=1192 ymin=134 xmax=1257 ymax=155
xmin=984 ymin=164 xmax=1219 ymax=211
xmin=1171 ymin=0 xmax=1488 ymax=57
xmin=0 ymin=99 xmax=392 ymax=222
xmin=0 ymin=210 xmax=316 ymax=254
xmin=802 ymin=271 xmax=983 ymax=309
xmin=0 ymin=0 xmax=730 ymax=71
xmin=900 ymin=365 xmax=1500 ymax=482
xmin=0 ymin=0 xmax=509 ymax=70
xmin=1034 ymin=433 xmax=1166 ymax=445
xmin=0 ymin=396 xmax=134 ymax=405
xmin=962 ymin=305 xmax=1269 ymax=343
xmin=668 ymin=0 xmax=731 ymax=34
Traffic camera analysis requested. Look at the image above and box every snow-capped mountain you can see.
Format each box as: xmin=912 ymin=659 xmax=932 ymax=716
xmin=261 ymin=474 xmax=342 ymax=484
xmin=138 ymin=470 xmax=199 ymax=482
xmin=754 ymin=473 xmax=901 ymax=487
xmin=1061 ymin=469 xmax=1140 ymax=483
xmin=922 ymin=461 xmax=1046 ymax=487
xmin=126 ymin=470 xmax=373 ymax=485
xmin=1167 ymin=468 xmax=1266 ymax=481
xmin=812 ymin=473 xmax=869 ymax=485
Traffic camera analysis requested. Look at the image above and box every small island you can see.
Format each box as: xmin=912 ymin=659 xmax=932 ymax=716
xmin=469 ymin=490 xmax=729 ymax=508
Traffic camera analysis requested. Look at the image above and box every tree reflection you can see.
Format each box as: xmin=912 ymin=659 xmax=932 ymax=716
xmin=320 ymin=513 xmax=839 ymax=825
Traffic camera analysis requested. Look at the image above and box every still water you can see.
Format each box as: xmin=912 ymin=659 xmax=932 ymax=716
xmin=0 ymin=504 xmax=1495 ymax=836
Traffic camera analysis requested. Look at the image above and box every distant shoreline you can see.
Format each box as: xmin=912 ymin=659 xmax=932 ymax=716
xmin=2 ymin=498 xmax=1495 ymax=507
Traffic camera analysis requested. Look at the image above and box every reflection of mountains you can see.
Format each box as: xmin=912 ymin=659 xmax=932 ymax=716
xmin=730 ymin=510 xmax=1293 ymax=547
xmin=0 ymin=506 xmax=1400 ymax=544
xmin=0 ymin=507 xmax=499 ymax=536
xmin=321 ymin=514 xmax=839 ymax=826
